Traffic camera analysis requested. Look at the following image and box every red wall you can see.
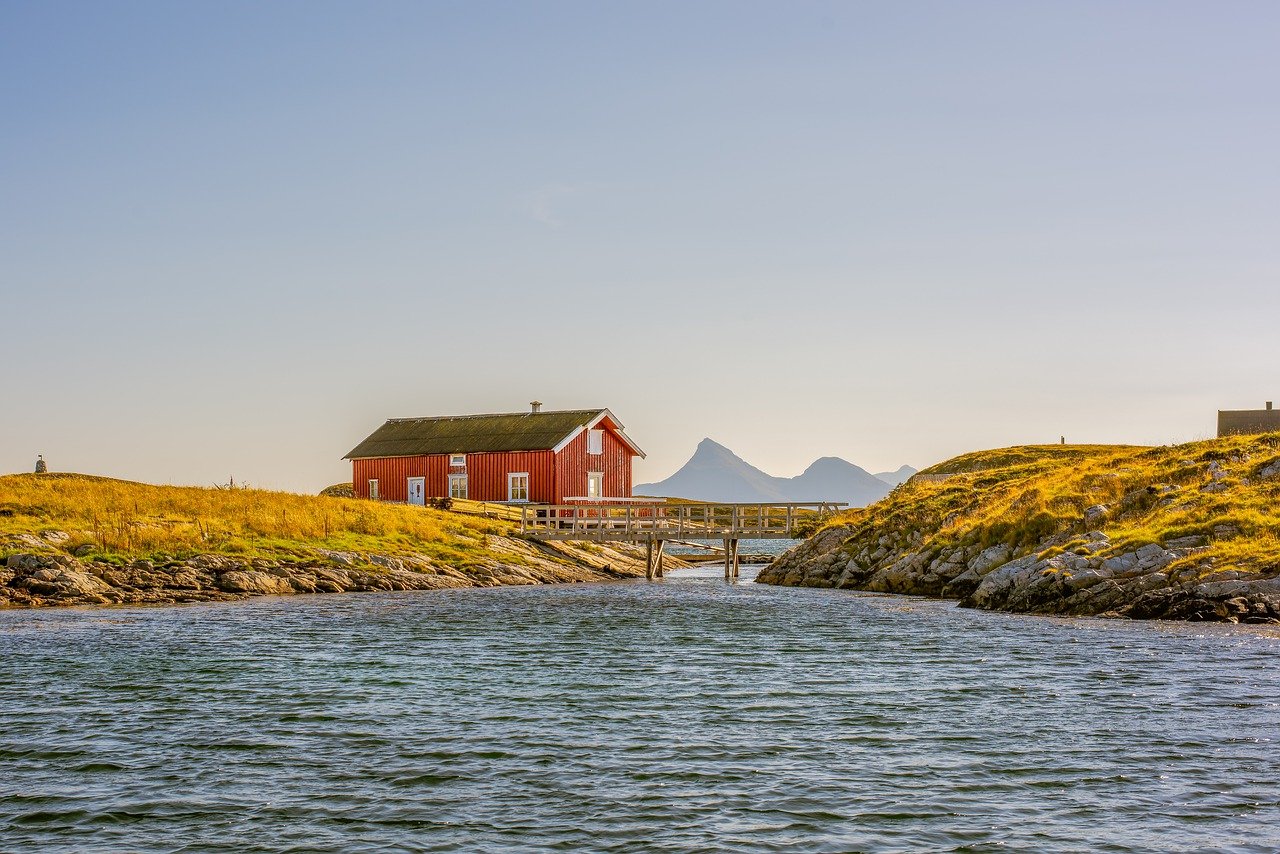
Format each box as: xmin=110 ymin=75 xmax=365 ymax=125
xmin=352 ymin=450 xmax=555 ymax=502
xmin=465 ymin=450 xmax=556 ymax=503
xmin=552 ymin=426 xmax=633 ymax=502
xmin=351 ymin=455 xmax=448 ymax=502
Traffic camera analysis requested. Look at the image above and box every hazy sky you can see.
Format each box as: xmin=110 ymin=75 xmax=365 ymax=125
xmin=3 ymin=1 xmax=1278 ymax=492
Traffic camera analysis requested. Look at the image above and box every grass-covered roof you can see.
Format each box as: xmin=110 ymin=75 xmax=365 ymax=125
xmin=344 ymin=409 xmax=607 ymax=459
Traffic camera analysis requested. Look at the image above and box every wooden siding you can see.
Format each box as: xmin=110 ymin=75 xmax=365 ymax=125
xmin=352 ymin=451 xmax=555 ymax=503
xmin=352 ymin=455 xmax=448 ymax=502
xmin=464 ymin=450 xmax=556 ymax=503
xmin=553 ymin=425 xmax=633 ymax=502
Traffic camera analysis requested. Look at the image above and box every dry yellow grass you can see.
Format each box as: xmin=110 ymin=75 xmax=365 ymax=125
xmin=0 ymin=473 xmax=513 ymax=565
xmin=823 ymin=434 xmax=1280 ymax=576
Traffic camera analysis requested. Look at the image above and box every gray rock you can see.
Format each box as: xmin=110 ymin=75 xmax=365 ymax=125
xmin=217 ymin=570 xmax=296 ymax=595
xmin=968 ymin=543 xmax=1013 ymax=576
xmin=318 ymin=549 xmax=359 ymax=567
xmin=1103 ymin=552 xmax=1138 ymax=574
xmin=1084 ymin=505 xmax=1110 ymax=526
xmin=964 ymin=554 xmax=1046 ymax=610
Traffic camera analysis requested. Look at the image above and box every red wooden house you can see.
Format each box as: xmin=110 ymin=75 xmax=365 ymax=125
xmin=344 ymin=404 xmax=645 ymax=505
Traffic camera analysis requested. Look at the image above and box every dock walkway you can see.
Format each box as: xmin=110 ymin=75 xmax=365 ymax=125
xmin=519 ymin=502 xmax=845 ymax=580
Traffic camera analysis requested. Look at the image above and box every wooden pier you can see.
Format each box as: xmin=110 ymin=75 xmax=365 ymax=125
xmin=519 ymin=501 xmax=845 ymax=580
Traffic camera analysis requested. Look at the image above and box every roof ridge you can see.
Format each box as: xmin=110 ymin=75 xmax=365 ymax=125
xmin=386 ymin=408 xmax=603 ymax=424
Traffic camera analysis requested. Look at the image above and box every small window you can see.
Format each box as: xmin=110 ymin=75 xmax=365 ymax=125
xmin=449 ymin=474 xmax=468 ymax=499
xmin=587 ymin=429 xmax=603 ymax=455
xmin=587 ymin=472 xmax=603 ymax=499
xmin=507 ymin=472 xmax=529 ymax=502
xmin=368 ymin=479 xmax=379 ymax=500
xmin=449 ymin=454 xmax=466 ymax=467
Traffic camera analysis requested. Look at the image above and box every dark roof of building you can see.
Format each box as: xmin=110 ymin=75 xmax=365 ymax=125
xmin=344 ymin=409 xmax=639 ymax=459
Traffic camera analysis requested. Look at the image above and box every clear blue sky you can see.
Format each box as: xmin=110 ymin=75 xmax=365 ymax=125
xmin=3 ymin=1 xmax=1278 ymax=491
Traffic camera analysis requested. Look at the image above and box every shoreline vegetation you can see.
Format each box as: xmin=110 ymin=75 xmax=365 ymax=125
xmin=758 ymin=434 xmax=1280 ymax=624
xmin=0 ymin=474 xmax=676 ymax=608
xmin=8 ymin=430 xmax=1280 ymax=624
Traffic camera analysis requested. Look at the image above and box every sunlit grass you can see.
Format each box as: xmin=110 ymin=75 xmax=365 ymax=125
xmin=0 ymin=473 xmax=511 ymax=565
xmin=821 ymin=434 xmax=1280 ymax=575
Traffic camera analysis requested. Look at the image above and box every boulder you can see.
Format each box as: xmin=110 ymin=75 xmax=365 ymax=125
xmin=1084 ymin=505 xmax=1110 ymax=526
xmin=216 ymin=570 xmax=294 ymax=595
xmin=968 ymin=544 xmax=1013 ymax=576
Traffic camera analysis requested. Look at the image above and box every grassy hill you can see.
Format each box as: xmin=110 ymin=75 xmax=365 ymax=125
xmin=0 ymin=474 xmax=670 ymax=608
xmin=0 ymin=472 xmax=507 ymax=566
xmin=893 ymin=435 xmax=1279 ymax=572
xmin=759 ymin=434 xmax=1280 ymax=622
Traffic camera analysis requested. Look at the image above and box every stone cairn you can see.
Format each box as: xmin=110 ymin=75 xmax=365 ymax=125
xmin=35 ymin=455 xmax=47 ymax=474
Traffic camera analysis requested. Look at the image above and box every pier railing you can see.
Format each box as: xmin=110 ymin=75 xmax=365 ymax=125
xmin=518 ymin=501 xmax=846 ymax=541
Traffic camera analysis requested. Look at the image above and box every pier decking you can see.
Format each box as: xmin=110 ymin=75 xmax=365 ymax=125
xmin=519 ymin=501 xmax=846 ymax=580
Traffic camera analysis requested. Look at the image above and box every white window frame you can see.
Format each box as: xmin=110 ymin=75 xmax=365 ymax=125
xmin=587 ymin=429 xmax=604 ymax=455
xmin=507 ymin=472 xmax=530 ymax=503
xmin=449 ymin=474 xmax=468 ymax=499
xmin=587 ymin=471 xmax=603 ymax=499
xmin=367 ymin=479 xmax=379 ymax=500
xmin=449 ymin=454 xmax=466 ymax=467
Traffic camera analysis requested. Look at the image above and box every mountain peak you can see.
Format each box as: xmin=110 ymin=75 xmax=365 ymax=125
xmin=873 ymin=465 xmax=919 ymax=487
xmin=690 ymin=437 xmax=747 ymax=463
xmin=802 ymin=456 xmax=861 ymax=474
xmin=635 ymin=442 xmax=909 ymax=507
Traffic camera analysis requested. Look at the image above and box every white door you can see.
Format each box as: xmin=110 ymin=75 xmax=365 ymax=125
xmin=407 ymin=477 xmax=426 ymax=506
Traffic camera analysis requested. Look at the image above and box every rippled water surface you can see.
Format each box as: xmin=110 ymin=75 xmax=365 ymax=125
xmin=3 ymin=566 xmax=1279 ymax=852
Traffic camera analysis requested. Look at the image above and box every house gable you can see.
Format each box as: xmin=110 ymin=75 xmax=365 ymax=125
xmin=553 ymin=418 xmax=636 ymax=501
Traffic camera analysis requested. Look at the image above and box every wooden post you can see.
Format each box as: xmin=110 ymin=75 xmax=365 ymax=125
xmin=655 ymin=540 xmax=665 ymax=579
xmin=724 ymin=538 xmax=732 ymax=579
xmin=646 ymin=539 xmax=655 ymax=581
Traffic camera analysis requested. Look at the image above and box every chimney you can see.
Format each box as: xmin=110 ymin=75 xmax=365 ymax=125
xmin=530 ymin=400 xmax=542 ymax=414
xmin=1267 ymin=402 xmax=1273 ymax=411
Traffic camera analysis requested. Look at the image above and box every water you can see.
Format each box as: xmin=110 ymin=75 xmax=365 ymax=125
xmin=666 ymin=538 xmax=799 ymax=557
xmin=2 ymin=566 xmax=1279 ymax=852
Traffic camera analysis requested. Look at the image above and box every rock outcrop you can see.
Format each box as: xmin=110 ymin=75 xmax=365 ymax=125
xmin=757 ymin=525 xmax=1280 ymax=623
xmin=0 ymin=536 xmax=666 ymax=608
xmin=757 ymin=438 xmax=1280 ymax=624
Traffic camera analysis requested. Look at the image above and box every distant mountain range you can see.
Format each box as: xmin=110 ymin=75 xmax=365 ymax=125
xmin=872 ymin=465 xmax=917 ymax=487
xmin=633 ymin=438 xmax=916 ymax=507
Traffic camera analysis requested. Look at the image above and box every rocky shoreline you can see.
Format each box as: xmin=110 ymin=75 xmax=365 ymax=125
xmin=758 ymin=525 xmax=1280 ymax=624
xmin=0 ymin=534 xmax=668 ymax=609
